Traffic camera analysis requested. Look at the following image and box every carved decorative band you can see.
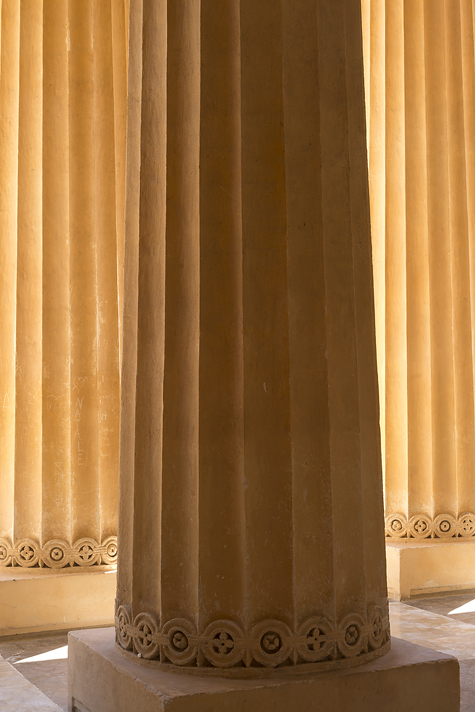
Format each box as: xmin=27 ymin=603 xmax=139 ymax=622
xmin=0 ymin=536 xmax=118 ymax=568
xmin=115 ymin=605 xmax=389 ymax=672
xmin=385 ymin=512 xmax=475 ymax=539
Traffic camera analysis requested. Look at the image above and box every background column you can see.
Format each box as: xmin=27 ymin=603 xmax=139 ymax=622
xmin=365 ymin=0 xmax=475 ymax=598
xmin=0 ymin=0 xmax=127 ymax=573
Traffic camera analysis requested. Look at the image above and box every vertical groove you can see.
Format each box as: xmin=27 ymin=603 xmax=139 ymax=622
xmin=111 ymin=0 xmax=128 ymax=372
xmin=198 ymin=0 xmax=245 ymax=629
xmin=241 ymin=0 xmax=293 ymax=626
xmin=405 ymin=0 xmax=432 ymax=515
xmin=117 ymin=0 xmax=142 ymax=606
xmin=132 ymin=0 xmax=167 ymax=614
xmin=0 ymin=3 xmax=20 ymax=542
xmin=42 ymin=0 xmax=71 ymax=543
xmin=425 ymin=0 xmax=456 ymax=516
xmin=345 ymin=0 xmax=387 ymax=610
xmin=317 ymin=0 xmax=366 ymax=618
xmin=93 ymin=0 xmax=121 ymax=541
xmin=281 ymin=0 xmax=333 ymax=623
xmin=446 ymin=0 xmax=475 ymax=515
xmin=69 ymin=0 xmax=100 ymax=542
xmin=384 ymin=0 xmax=408 ymax=517
xmin=368 ymin=0 xmax=386 ymax=489
xmin=14 ymin=0 xmax=43 ymax=543
xmin=161 ymin=0 xmax=200 ymax=625
xmin=460 ymin=0 xmax=475 ymax=514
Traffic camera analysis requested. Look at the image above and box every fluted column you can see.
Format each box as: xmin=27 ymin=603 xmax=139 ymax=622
xmin=115 ymin=0 xmax=389 ymax=674
xmin=366 ymin=0 xmax=475 ymax=541
xmin=0 ymin=0 xmax=127 ymax=570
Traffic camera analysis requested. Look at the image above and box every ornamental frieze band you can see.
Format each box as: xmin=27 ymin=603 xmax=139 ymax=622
xmin=0 ymin=537 xmax=117 ymax=568
xmin=115 ymin=604 xmax=390 ymax=674
xmin=385 ymin=513 xmax=475 ymax=539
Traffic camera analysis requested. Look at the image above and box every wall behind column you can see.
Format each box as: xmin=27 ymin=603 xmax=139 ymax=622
xmin=0 ymin=0 xmax=127 ymax=569
xmin=364 ymin=0 xmax=475 ymax=541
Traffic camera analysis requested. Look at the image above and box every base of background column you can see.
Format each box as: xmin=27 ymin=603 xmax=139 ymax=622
xmin=68 ymin=628 xmax=459 ymax=712
xmin=386 ymin=539 xmax=475 ymax=600
xmin=0 ymin=568 xmax=116 ymax=636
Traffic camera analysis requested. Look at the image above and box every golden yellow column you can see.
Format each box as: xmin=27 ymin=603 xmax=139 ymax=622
xmin=114 ymin=0 xmax=389 ymax=674
xmin=365 ymin=0 xmax=475 ymax=563
xmin=0 ymin=0 xmax=126 ymax=572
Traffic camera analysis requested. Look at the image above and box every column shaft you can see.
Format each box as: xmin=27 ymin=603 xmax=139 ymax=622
xmin=0 ymin=1 xmax=126 ymax=569
xmin=116 ymin=0 xmax=389 ymax=674
xmin=367 ymin=0 xmax=475 ymax=540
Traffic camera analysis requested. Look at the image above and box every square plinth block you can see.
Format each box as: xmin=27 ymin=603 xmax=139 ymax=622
xmin=387 ymin=538 xmax=475 ymax=600
xmin=68 ymin=627 xmax=459 ymax=712
xmin=0 ymin=568 xmax=116 ymax=636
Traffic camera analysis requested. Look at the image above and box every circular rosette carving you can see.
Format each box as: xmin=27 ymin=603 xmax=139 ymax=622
xmin=297 ymin=616 xmax=335 ymax=662
xmin=162 ymin=618 xmax=198 ymax=666
xmin=408 ymin=514 xmax=432 ymax=539
xmin=458 ymin=512 xmax=475 ymax=537
xmin=133 ymin=612 xmax=160 ymax=659
xmin=250 ymin=619 xmax=292 ymax=667
xmin=101 ymin=536 xmax=118 ymax=565
xmin=368 ymin=607 xmax=386 ymax=651
xmin=13 ymin=539 xmax=40 ymax=567
xmin=42 ymin=540 xmax=70 ymax=568
xmin=385 ymin=514 xmax=408 ymax=538
xmin=116 ymin=605 xmax=133 ymax=651
xmin=0 ymin=538 xmax=12 ymax=567
xmin=337 ymin=613 xmax=367 ymax=658
xmin=434 ymin=514 xmax=457 ymax=539
xmin=71 ymin=538 xmax=100 ymax=567
xmin=202 ymin=620 xmax=245 ymax=668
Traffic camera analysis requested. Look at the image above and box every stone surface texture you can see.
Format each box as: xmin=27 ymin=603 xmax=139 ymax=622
xmin=0 ymin=568 xmax=116 ymax=636
xmin=68 ymin=627 xmax=459 ymax=712
xmin=363 ymin=2 xmax=475 ymax=537
xmin=387 ymin=538 xmax=475 ymax=600
xmin=0 ymin=1 xmax=126 ymax=579
xmin=112 ymin=0 xmax=388 ymax=679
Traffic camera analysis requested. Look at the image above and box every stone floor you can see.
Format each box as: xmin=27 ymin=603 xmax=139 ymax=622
xmin=2 ymin=595 xmax=475 ymax=710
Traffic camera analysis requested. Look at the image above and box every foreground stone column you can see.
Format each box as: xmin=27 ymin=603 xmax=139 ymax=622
xmin=0 ymin=0 xmax=126 ymax=631
xmin=365 ymin=0 xmax=475 ymax=598
xmin=110 ymin=0 xmax=390 ymax=673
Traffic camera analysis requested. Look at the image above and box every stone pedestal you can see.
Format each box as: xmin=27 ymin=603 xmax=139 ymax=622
xmin=0 ymin=568 xmax=116 ymax=637
xmin=68 ymin=628 xmax=460 ymax=712
xmin=387 ymin=539 xmax=475 ymax=601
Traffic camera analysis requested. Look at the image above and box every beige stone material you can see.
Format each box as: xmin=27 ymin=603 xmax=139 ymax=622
xmin=365 ymin=1 xmax=475 ymax=536
xmin=110 ymin=0 xmax=389 ymax=678
xmin=387 ymin=539 xmax=475 ymax=601
xmin=0 ymin=655 xmax=62 ymax=712
xmin=0 ymin=568 xmax=116 ymax=636
xmin=0 ymin=2 xmax=127 ymax=573
xmin=68 ymin=628 xmax=459 ymax=712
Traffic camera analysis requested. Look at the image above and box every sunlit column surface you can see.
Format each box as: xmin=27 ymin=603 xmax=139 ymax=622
xmin=365 ymin=0 xmax=475 ymax=540
xmin=0 ymin=0 xmax=127 ymax=569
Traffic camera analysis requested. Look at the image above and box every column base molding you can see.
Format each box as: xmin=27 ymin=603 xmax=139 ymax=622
xmin=68 ymin=628 xmax=459 ymax=712
xmin=115 ymin=604 xmax=389 ymax=674
xmin=0 ymin=567 xmax=116 ymax=636
xmin=385 ymin=512 xmax=475 ymax=539
xmin=0 ymin=536 xmax=118 ymax=568
xmin=386 ymin=538 xmax=475 ymax=600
